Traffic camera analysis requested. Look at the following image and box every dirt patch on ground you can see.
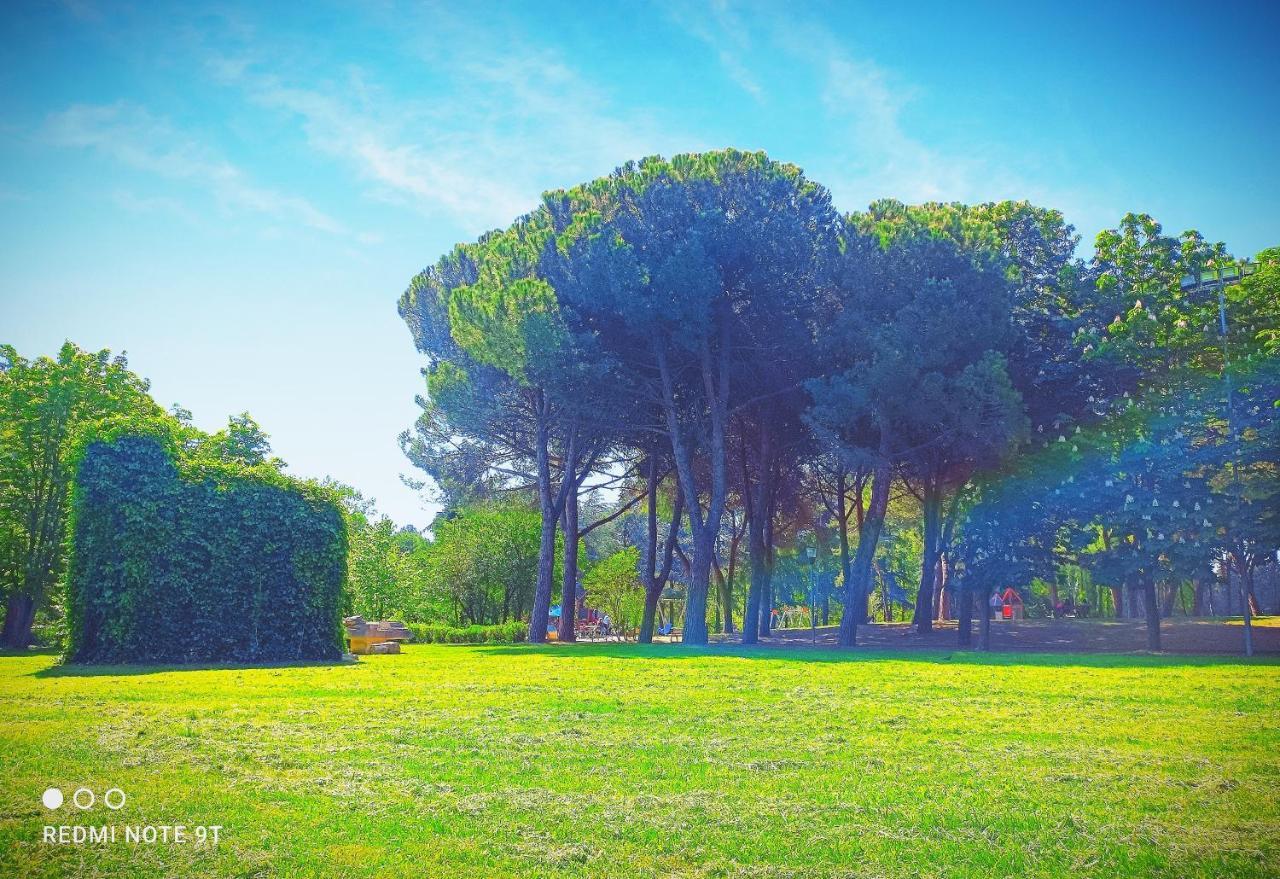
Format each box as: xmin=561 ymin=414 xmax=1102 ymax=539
xmin=709 ymin=617 xmax=1278 ymax=655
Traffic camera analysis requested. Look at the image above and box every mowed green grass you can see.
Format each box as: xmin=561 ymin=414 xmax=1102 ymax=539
xmin=1 ymin=644 xmax=1278 ymax=879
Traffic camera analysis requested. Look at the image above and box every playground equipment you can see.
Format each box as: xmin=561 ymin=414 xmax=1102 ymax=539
xmin=999 ymin=588 xmax=1025 ymax=620
xmin=547 ymin=603 xmax=610 ymax=640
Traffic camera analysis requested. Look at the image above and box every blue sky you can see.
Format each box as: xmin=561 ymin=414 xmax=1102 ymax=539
xmin=2 ymin=0 xmax=1277 ymax=528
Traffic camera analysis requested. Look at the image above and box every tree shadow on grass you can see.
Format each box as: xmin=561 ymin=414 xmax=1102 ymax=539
xmin=470 ymin=641 xmax=1278 ymax=670
xmin=31 ymin=656 xmax=355 ymax=678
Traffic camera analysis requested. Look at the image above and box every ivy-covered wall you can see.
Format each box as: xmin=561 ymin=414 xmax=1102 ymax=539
xmin=67 ymin=436 xmax=346 ymax=663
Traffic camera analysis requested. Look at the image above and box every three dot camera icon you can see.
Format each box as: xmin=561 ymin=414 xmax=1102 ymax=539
xmin=42 ymin=786 xmax=126 ymax=811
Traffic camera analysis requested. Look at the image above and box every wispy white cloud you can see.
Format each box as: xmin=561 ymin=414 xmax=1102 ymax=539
xmin=663 ymin=0 xmax=765 ymax=101
xmin=225 ymin=78 xmax=534 ymax=228
xmin=110 ymin=189 xmax=202 ymax=224
xmin=663 ymin=4 xmax=985 ymax=201
xmin=817 ymin=50 xmax=980 ymax=203
xmin=662 ymin=5 xmax=1115 ymax=231
xmin=43 ymin=102 xmax=345 ymax=234
xmin=808 ymin=37 xmax=1118 ymax=234
xmin=201 ymin=13 xmax=699 ymax=235
xmin=757 ymin=18 xmax=1006 ymax=208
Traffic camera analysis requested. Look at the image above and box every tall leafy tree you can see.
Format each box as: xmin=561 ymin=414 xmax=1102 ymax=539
xmin=808 ymin=233 xmax=1028 ymax=640
xmin=849 ymin=200 xmax=1101 ymax=637
xmin=545 ymin=150 xmax=841 ymax=645
xmin=0 ymin=343 xmax=165 ymax=647
xmin=399 ymin=213 xmax=587 ymax=642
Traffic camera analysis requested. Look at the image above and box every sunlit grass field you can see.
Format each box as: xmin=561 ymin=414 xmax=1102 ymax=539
xmin=2 ymin=644 xmax=1277 ymax=878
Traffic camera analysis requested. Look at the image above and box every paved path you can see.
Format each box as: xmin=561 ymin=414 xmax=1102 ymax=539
xmin=709 ymin=617 xmax=1278 ymax=655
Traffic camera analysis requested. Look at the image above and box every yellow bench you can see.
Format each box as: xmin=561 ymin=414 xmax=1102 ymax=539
xmin=343 ymin=617 xmax=411 ymax=655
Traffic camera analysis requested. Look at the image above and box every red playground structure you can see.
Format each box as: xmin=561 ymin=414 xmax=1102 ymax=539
xmin=1000 ymin=587 xmax=1025 ymax=620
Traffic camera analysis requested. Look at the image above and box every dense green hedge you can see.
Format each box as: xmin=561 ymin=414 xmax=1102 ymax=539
xmin=67 ymin=436 xmax=346 ymax=663
xmin=406 ymin=621 xmax=527 ymax=644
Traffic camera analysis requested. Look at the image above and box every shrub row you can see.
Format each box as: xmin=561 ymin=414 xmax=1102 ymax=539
xmin=406 ymin=621 xmax=527 ymax=644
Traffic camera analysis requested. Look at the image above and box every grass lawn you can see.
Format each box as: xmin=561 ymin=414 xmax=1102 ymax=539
xmin=2 ymin=644 xmax=1278 ymax=878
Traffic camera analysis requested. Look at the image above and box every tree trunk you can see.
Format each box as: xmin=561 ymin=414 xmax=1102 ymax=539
xmin=852 ymin=470 xmax=869 ymax=622
xmin=717 ymin=565 xmax=733 ymax=634
xmin=1159 ymin=580 xmax=1177 ymax=618
xmin=913 ymin=479 xmax=942 ymax=633
xmin=759 ymin=516 xmax=776 ymax=636
xmin=723 ymin=519 xmax=741 ymax=635
xmin=1246 ymin=568 xmax=1261 ymax=616
xmin=557 ymin=489 xmax=579 ymax=642
xmin=1 ymin=592 xmax=36 ymax=649
xmin=1109 ymin=585 xmax=1124 ymax=619
xmin=744 ymin=425 xmax=777 ymax=644
xmin=530 ymin=509 xmax=558 ymax=645
xmin=529 ymin=399 xmax=570 ymax=645
xmin=957 ymin=585 xmax=973 ymax=647
xmin=935 ymin=488 xmax=961 ymax=624
xmin=1142 ymin=571 xmax=1161 ymax=651
xmin=686 ymin=531 xmax=713 ymax=645
xmin=639 ymin=587 xmax=660 ymax=644
xmin=638 ymin=458 xmax=681 ymax=645
xmin=838 ymin=456 xmax=891 ymax=647
xmin=638 ymin=457 xmax=662 ymax=645
xmin=742 ymin=505 xmax=764 ymax=645
xmin=1242 ymin=565 xmax=1255 ymax=657
xmin=931 ymin=561 xmax=944 ymax=620
xmin=836 ymin=469 xmax=852 ymax=620
xmin=934 ymin=555 xmax=951 ymax=621
xmin=979 ymin=590 xmax=992 ymax=651
xmin=655 ymin=335 xmax=729 ymax=648
xmin=528 ymin=403 xmax=555 ymax=645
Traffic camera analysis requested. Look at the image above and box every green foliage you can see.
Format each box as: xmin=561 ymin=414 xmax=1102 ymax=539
xmin=323 ymin=480 xmax=435 ymax=623
xmin=427 ymin=499 xmax=555 ymax=625
xmin=961 ymin=356 xmax=1280 ymax=603
xmin=66 ymin=436 xmax=346 ymax=664
xmin=327 ymin=484 xmax=551 ymax=630
xmin=549 ymin=148 xmax=818 ymax=251
xmin=195 ymin=412 xmax=282 ymax=469
xmin=808 ymin=234 xmax=1029 ymax=474
xmin=1094 ymin=212 xmax=1185 ymax=298
xmin=1234 ymin=247 xmax=1280 ymax=357
xmin=448 ymin=276 xmax=563 ymax=384
xmin=583 ymin=547 xmax=643 ymax=637
xmin=0 ymin=342 xmax=167 ymax=647
xmin=402 ymin=209 xmax=563 ymax=388
xmin=346 ymin=516 xmax=421 ymax=621
xmin=406 ymin=620 xmax=527 ymax=644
